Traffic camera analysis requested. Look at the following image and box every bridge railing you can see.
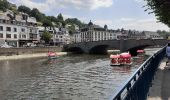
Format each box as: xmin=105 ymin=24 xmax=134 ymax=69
xmin=111 ymin=46 xmax=166 ymax=100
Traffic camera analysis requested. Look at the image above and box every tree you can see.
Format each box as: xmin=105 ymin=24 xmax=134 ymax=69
xmin=57 ymin=13 xmax=64 ymax=21
xmin=0 ymin=0 xmax=10 ymax=12
xmin=30 ymin=8 xmax=45 ymax=22
xmin=144 ymin=0 xmax=170 ymax=27
xmin=42 ymin=19 xmax=53 ymax=30
xmin=41 ymin=31 xmax=52 ymax=44
xmin=18 ymin=5 xmax=31 ymax=14
xmin=65 ymin=18 xmax=85 ymax=28
xmin=156 ymin=30 xmax=170 ymax=38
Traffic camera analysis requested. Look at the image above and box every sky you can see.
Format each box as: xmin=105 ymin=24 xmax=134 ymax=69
xmin=8 ymin=0 xmax=170 ymax=31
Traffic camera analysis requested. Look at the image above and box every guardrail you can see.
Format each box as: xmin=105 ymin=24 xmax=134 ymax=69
xmin=111 ymin=46 xmax=166 ymax=100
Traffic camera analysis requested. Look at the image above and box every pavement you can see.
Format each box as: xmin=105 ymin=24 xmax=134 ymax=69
xmin=148 ymin=58 xmax=170 ymax=100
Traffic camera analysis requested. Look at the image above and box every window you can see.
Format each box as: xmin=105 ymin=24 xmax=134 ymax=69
xmin=22 ymin=35 xmax=26 ymax=38
xmin=6 ymin=34 xmax=11 ymax=38
xmin=0 ymin=26 xmax=3 ymax=31
xmin=14 ymin=34 xmax=17 ymax=38
xmin=14 ymin=28 xmax=17 ymax=32
xmin=3 ymin=20 xmax=5 ymax=23
xmin=0 ymin=33 xmax=3 ymax=38
xmin=6 ymin=27 xmax=11 ymax=31
xmin=30 ymin=29 xmax=32 ymax=33
xmin=21 ymin=28 xmax=25 ymax=32
xmin=0 ymin=19 xmax=3 ymax=23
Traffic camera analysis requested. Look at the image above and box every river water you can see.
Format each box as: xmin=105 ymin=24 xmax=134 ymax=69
xmin=0 ymin=48 xmax=160 ymax=100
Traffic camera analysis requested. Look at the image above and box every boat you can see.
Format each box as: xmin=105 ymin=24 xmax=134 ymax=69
xmin=120 ymin=53 xmax=132 ymax=65
xmin=110 ymin=52 xmax=132 ymax=66
xmin=137 ymin=50 xmax=145 ymax=55
xmin=47 ymin=52 xmax=57 ymax=59
xmin=110 ymin=54 xmax=121 ymax=66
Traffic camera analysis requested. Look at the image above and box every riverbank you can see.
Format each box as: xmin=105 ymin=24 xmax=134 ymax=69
xmin=0 ymin=52 xmax=68 ymax=61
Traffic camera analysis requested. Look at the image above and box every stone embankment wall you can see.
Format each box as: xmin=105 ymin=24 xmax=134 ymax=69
xmin=0 ymin=47 xmax=62 ymax=56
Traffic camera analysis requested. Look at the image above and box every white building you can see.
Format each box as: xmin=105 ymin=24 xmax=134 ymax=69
xmin=144 ymin=31 xmax=163 ymax=39
xmin=72 ymin=21 xmax=118 ymax=43
xmin=72 ymin=31 xmax=81 ymax=43
xmin=38 ymin=27 xmax=71 ymax=45
xmin=0 ymin=10 xmax=39 ymax=47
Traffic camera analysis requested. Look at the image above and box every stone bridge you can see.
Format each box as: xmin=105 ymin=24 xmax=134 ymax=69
xmin=63 ymin=39 xmax=169 ymax=55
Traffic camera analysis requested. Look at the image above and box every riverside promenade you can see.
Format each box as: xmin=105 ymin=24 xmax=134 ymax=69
xmin=148 ymin=58 xmax=170 ymax=100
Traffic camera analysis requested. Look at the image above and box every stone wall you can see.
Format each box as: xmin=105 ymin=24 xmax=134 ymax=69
xmin=0 ymin=47 xmax=62 ymax=56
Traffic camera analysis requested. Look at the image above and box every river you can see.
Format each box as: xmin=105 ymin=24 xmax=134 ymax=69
xmin=0 ymin=48 xmax=160 ymax=100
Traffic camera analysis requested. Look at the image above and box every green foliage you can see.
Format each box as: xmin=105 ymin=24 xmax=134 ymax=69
xmin=18 ymin=5 xmax=31 ymax=14
xmin=0 ymin=0 xmax=10 ymax=12
xmin=65 ymin=18 xmax=85 ymax=28
xmin=157 ymin=30 xmax=170 ymax=38
xmin=57 ymin=13 xmax=64 ymax=21
xmin=30 ymin=8 xmax=45 ymax=22
xmin=41 ymin=31 xmax=52 ymax=43
xmin=42 ymin=19 xmax=53 ymax=29
xmin=144 ymin=0 xmax=170 ymax=27
xmin=9 ymin=5 xmax=18 ymax=14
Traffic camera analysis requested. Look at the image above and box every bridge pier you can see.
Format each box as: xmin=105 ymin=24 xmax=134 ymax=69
xmin=119 ymin=39 xmax=126 ymax=53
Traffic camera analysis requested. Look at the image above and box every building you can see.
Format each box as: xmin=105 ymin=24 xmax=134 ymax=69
xmin=127 ymin=30 xmax=146 ymax=39
xmin=72 ymin=31 xmax=81 ymax=43
xmin=71 ymin=21 xmax=164 ymax=43
xmin=144 ymin=31 xmax=163 ymax=39
xmin=38 ymin=26 xmax=71 ymax=45
xmin=0 ymin=10 xmax=39 ymax=47
xmin=73 ymin=21 xmax=117 ymax=43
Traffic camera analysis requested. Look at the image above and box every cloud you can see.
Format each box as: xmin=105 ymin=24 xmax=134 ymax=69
xmin=115 ymin=18 xmax=169 ymax=31
xmin=134 ymin=0 xmax=144 ymax=3
xmin=9 ymin=0 xmax=113 ymax=13
xmin=120 ymin=18 xmax=135 ymax=22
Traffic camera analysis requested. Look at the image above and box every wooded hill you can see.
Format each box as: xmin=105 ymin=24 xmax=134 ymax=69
xmin=0 ymin=0 xmax=86 ymax=34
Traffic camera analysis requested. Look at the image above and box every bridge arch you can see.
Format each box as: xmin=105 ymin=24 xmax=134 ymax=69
xmin=127 ymin=44 xmax=151 ymax=56
xmin=65 ymin=47 xmax=84 ymax=54
xmin=89 ymin=45 xmax=109 ymax=54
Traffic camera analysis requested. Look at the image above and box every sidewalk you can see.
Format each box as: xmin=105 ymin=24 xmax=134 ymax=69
xmin=148 ymin=58 xmax=170 ymax=100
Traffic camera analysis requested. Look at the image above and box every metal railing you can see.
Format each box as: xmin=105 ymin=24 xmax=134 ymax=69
xmin=111 ymin=46 xmax=166 ymax=100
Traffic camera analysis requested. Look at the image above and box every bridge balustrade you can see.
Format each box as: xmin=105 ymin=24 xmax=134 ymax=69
xmin=111 ymin=46 xmax=166 ymax=100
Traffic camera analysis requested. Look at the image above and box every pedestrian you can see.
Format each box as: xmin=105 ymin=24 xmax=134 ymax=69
xmin=166 ymin=42 xmax=170 ymax=65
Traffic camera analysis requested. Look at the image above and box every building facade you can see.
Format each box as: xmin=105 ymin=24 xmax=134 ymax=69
xmin=72 ymin=21 xmax=118 ymax=43
xmin=0 ymin=10 xmax=39 ymax=47
xmin=38 ymin=27 xmax=71 ymax=45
